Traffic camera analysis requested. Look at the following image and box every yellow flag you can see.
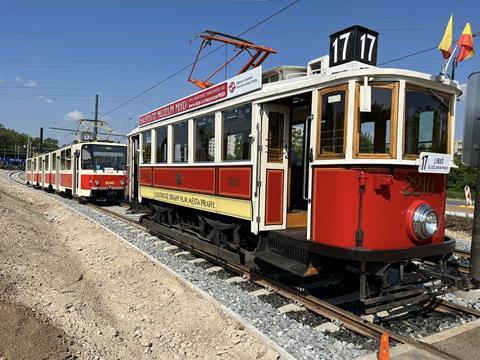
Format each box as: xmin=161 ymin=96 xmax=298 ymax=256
xmin=438 ymin=15 xmax=453 ymax=59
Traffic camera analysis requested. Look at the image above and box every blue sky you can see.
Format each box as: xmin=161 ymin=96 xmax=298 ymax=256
xmin=0 ymin=0 xmax=478 ymax=145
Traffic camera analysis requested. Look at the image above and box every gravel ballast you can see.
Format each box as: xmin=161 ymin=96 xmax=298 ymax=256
xmin=48 ymin=193 xmax=374 ymax=359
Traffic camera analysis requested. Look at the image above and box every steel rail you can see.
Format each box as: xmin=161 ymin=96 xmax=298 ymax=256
xmin=5 ymin=171 xmax=475 ymax=359
xmin=89 ymin=203 xmax=471 ymax=360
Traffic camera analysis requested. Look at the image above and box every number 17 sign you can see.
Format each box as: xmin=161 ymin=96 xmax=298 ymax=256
xmin=329 ymin=25 xmax=379 ymax=67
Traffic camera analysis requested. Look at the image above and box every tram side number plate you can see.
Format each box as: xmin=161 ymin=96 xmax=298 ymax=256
xmin=418 ymin=152 xmax=451 ymax=174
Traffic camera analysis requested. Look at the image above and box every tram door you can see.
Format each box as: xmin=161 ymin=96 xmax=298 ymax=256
xmin=128 ymin=135 xmax=140 ymax=202
xmin=73 ymin=150 xmax=80 ymax=196
xmin=259 ymin=105 xmax=290 ymax=231
xmin=41 ymin=156 xmax=45 ymax=188
xmin=55 ymin=153 xmax=60 ymax=192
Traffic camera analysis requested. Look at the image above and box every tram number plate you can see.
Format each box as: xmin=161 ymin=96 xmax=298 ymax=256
xmin=402 ymin=176 xmax=435 ymax=196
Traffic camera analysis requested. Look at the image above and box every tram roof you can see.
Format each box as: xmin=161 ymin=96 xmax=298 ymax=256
xmin=129 ymin=61 xmax=461 ymax=137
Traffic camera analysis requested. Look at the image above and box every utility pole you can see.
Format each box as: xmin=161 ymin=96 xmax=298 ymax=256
xmin=94 ymin=94 xmax=99 ymax=141
xmin=39 ymin=127 xmax=44 ymax=153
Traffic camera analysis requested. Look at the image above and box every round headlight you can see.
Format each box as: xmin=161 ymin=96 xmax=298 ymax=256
xmin=120 ymin=180 xmax=125 ymax=186
xmin=411 ymin=204 xmax=438 ymax=240
xmin=94 ymin=180 xmax=100 ymax=186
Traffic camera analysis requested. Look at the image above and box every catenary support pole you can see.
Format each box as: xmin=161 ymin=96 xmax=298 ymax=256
xmin=94 ymin=94 xmax=99 ymax=141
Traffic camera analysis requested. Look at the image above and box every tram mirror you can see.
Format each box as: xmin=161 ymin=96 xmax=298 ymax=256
xmin=360 ymin=85 xmax=372 ymax=112
xmin=462 ymin=72 xmax=480 ymax=167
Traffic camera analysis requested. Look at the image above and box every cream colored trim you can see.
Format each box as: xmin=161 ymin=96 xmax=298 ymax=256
xmin=214 ymin=111 xmax=222 ymax=163
xmin=345 ymin=80 xmax=356 ymax=160
xmin=167 ymin=125 xmax=173 ymax=164
xmin=188 ymin=119 xmax=194 ymax=164
xmin=396 ymin=80 xmax=406 ymax=160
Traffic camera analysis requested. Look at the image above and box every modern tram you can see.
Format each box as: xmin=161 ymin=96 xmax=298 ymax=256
xmin=26 ymin=141 xmax=127 ymax=202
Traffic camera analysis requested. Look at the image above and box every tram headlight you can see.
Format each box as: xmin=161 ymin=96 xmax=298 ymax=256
xmin=410 ymin=204 xmax=438 ymax=240
xmin=120 ymin=180 xmax=125 ymax=186
xmin=94 ymin=180 xmax=100 ymax=186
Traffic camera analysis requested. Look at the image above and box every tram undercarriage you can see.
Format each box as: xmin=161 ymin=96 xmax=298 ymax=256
xmin=142 ymin=199 xmax=469 ymax=314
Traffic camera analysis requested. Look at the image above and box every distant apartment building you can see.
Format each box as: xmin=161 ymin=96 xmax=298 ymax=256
xmin=454 ymin=140 xmax=463 ymax=155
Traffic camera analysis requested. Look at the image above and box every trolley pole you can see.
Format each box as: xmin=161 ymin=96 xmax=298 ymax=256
xmin=94 ymin=94 xmax=99 ymax=141
xmin=470 ymin=150 xmax=480 ymax=286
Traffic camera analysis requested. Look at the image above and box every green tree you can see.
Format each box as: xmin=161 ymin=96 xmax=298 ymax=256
xmin=447 ymin=155 xmax=478 ymax=198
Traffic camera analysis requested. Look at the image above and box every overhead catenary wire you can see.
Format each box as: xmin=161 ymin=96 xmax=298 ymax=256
xmin=380 ymin=30 xmax=480 ymax=66
xmin=102 ymin=0 xmax=301 ymax=117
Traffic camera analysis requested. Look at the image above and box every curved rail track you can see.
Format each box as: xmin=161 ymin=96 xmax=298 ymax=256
xmin=88 ymin=201 xmax=480 ymax=360
xmin=7 ymin=170 xmax=479 ymax=360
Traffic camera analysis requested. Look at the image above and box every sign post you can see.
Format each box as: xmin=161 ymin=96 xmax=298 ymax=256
xmin=465 ymin=186 xmax=473 ymax=207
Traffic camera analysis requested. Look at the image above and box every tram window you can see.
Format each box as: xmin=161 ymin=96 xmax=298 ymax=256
xmin=317 ymin=86 xmax=348 ymax=158
xmin=194 ymin=114 xmax=215 ymax=162
xmin=61 ymin=150 xmax=66 ymax=170
xmin=267 ymin=112 xmax=285 ymax=162
xmin=52 ymin=154 xmax=56 ymax=170
xmin=404 ymin=87 xmax=450 ymax=156
xmin=223 ymin=104 xmax=251 ymax=161
xmin=173 ymin=121 xmax=188 ymax=163
xmin=155 ymin=127 xmax=168 ymax=163
xmin=65 ymin=148 xmax=71 ymax=169
xmin=356 ymin=83 xmax=398 ymax=156
xmin=142 ymin=131 xmax=152 ymax=164
xmin=45 ymin=155 xmax=49 ymax=171
xmin=82 ymin=145 xmax=93 ymax=169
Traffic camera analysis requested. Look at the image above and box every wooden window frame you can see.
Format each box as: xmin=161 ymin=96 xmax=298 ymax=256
xmin=353 ymin=82 xmax=399 ymax=159
xmin=316 ymin=84 xmax=349 ymax=159
xmin=402 ymin=84 xmax=452 ymax=160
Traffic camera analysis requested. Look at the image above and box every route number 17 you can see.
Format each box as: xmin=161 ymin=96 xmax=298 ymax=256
xmin=329 ymin=26 xmax=378 ymax=67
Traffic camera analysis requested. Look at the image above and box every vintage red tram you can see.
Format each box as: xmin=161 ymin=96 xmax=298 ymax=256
xmin=127 ymin=26 xmax=466 ymax=312
xmin=26 ymin=141 xmax=127 ymax=202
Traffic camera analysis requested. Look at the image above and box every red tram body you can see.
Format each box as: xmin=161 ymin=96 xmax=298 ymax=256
xmin=121 ymin=26 xmax=465 ymax=312
xmin=26 ymin=141 xmax=127 ymax=202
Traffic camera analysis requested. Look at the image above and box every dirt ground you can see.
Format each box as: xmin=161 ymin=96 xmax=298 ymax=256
xmin=0 ymin=171 xmax=279 ymax=360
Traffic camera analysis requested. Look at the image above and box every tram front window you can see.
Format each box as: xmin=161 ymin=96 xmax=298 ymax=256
xmin=82 ymin=144 xmax=126 ymax=170
xmin=404 ymin=87 xmax=450 ymax=156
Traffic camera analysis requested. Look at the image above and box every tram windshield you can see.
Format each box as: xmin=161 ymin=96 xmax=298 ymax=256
xmin=82 ymin=144 xmax=126 ymax=170
xmin=404 ymin=87 xmax=451 ymax=155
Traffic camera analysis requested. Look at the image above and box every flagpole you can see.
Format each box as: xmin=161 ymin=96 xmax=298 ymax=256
xmin=440 ymin=43 xmax=459 ymax=79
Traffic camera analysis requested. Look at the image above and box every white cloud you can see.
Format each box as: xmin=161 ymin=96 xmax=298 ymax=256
xmin=36 ymin=95 xmax=53 ymax=104
xmin=64 ymin=110 xmax=85 ymax=121
xmin=16 ymin=77 xmax=38 ymax=87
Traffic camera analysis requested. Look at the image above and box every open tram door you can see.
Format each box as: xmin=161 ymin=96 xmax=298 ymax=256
xmin=258 ymin=104 xmax=290 ymax=230
xmin=128 ymin=135 xmax=140 ymax=204
xmin=258 ymin=94 xmax=311 ymax=231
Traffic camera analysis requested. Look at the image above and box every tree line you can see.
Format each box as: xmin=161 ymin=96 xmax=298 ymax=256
xmin=0 ymin=123 xmax=59 ymax=158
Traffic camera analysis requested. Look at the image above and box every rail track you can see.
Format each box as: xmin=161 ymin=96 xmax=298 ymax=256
xmin=88 ymin=201 xmax=480 ymax=360
xmin=454 ymin=249 xmax=471 ymax=274
xmin=7 ymin=170 xmax=25 ymax=185
xmin=7 ymin=170 xmax=479 ymax=359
